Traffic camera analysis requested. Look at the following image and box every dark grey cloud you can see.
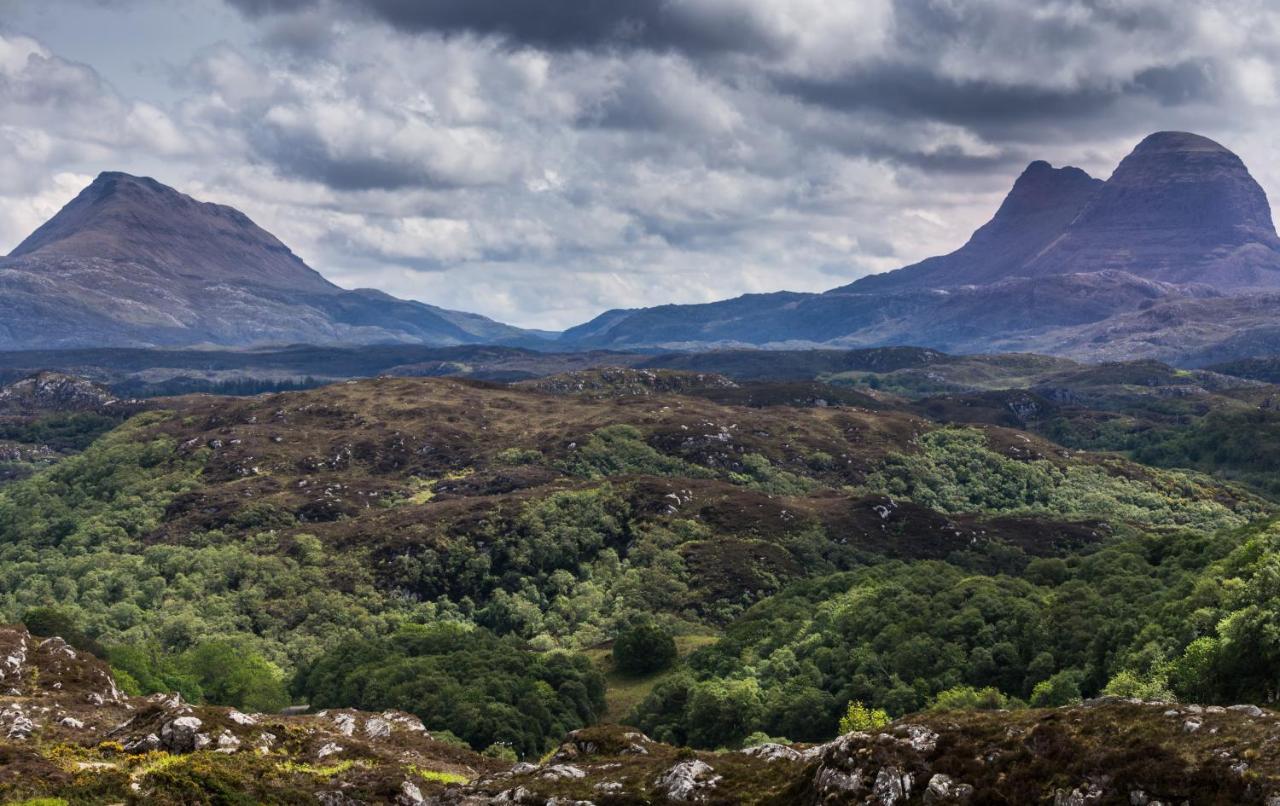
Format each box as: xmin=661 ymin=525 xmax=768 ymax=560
xmin=774 ymin=59 xmax=1217 ymax=132
xmin=227 ymin=0 xmax=778 ymax=56
xmin=776 ymin=66 xmax=1119 ymax=128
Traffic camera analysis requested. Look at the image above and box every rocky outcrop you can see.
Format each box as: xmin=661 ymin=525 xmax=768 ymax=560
xmin=0 ymin=372 xmax=122 ymax=414
xmin=7 ymin=625 xmax=1280 ymax=804
xmin=0 ymin=624 xmax=491 ymax=804
xmin=522 ymin=367 xmax=738 ymax=398
xmin=654 ymin=759 xmax=721 ymax=801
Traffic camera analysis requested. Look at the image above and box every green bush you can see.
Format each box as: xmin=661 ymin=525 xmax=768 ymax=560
xmin=864 ymin=427 xmax=1259 ymax=530
xmin=1102 ymin=670 xmax=1175 ymax=702
xmin=838 ymin=701 xmax=890 ymax=733
xmin=929 ymin=685 xmax=1012 ymax=711
xmin=563 ymin=425 xmax=709 ymax=480
xmin=613 ymin=619 xmax=677 ymax=676
xmin=181 ymin=641 xmax=291 ymax=713
xmin=1029 ymin=669 xmax=1084 ymax=707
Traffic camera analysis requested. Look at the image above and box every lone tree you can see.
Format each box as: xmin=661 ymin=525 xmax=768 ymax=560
xmin=613 ymin=619 xmax=677 ymax=676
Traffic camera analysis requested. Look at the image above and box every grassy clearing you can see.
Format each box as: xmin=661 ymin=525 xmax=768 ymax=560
xmin=587 ymin=633 xmax=719 ymax=722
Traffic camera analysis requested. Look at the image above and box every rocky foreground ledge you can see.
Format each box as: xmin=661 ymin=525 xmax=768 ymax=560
xmin=3 ymin=625 xmax=1280 ymax=804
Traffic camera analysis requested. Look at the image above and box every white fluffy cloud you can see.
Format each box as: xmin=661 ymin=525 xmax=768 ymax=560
xmin=2 ymin=0 xmax=1280 ymax=329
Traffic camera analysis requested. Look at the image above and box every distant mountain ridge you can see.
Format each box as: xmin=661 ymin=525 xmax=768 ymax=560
xmin=562 ymin=131 xmax=1280 ymax=364
xmin=0 ymin=172 xmax=543 ymax=349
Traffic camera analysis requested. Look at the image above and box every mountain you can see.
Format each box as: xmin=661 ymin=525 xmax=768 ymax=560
xmin=563 ymin=131 xmax=1280 ymax=363
xmin=0 ymin=172 xmax=541 ymax=349
xmin=846 ymin=158 xmax=1104 ymax=292
xmin=1015 ymin=131 xmax=1280 ymax=288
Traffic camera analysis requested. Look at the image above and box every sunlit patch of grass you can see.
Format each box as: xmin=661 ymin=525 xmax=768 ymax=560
xmin=410 ymin=766 xmax=470 ymax=785
xmin=132 ymin=751 xmax=187 ymax=778
xmin=277 ymin=759 xmax=360 ymax=779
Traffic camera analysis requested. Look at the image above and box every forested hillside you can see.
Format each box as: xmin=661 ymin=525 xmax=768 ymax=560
xmin=0 ymin=369 xmax=1273 ymax=767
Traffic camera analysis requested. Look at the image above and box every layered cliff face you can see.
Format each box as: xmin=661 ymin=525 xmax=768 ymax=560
xmin=0 ymin=172 xmax=539 ymax=349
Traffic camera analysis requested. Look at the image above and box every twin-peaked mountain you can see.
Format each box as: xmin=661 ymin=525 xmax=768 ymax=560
xmin=0 ymin=172 xmax=540 ymax=349
xmin=566 ymin=132 xmax=1280 ymax=363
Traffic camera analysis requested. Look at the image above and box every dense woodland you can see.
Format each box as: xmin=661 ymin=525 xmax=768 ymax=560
xmin=3 ymin=361 xmax=1280 ymax=759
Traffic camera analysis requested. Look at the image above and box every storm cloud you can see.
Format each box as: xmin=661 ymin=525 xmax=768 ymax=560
xmin=226 ymin=0 xmax=782 ymax=55
xmin=2 ymin=0 xmax=1279 ymax=329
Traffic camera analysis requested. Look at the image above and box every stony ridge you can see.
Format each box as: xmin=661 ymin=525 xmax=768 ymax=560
xmin=0 ymin=625 xmax=497 ymax=804
xmin=8 ymin=624 xmax=1280 ymax=806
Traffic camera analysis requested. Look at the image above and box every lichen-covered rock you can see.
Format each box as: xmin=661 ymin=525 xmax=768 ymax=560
xmin=6 ymin=712 xmax=35 ymax=740
xmin=654 ymin=760 xmax=721 ymax=802
xmin=871 ymin=766 xmax=913 ymax=805
xmin=216 ymin=730 xmax=242 ymax=753
xmin=740 ymin=742 xmax=802 ymax=762
xmin=160 ymin=715 xmax=205 ymax=752
xmin=895 ymin=723 xmax=940 ymax=753
xmin=1228 ymin=704 xmax=1264 ymax=717
xmin=228 ymin=710 xmax=258 ymax=726
xmin=317 ymin=741 xmax=344 ymax=759
xmin=397 ymin=779 xmax=425 ymax=804
xmin=331 ymin=712 xmax=357 ymax=736
xmin=540 ymin=764 xmax=587 ymax=781
xmin=924 ymin=773 xmax=974 ymax=804
xmin=124 ymin=733 xmax=161 ymax=753
xmin=1055 ymin=782 xmax=1106 ymax=805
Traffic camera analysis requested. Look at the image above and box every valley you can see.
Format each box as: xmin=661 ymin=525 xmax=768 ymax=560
xmin=3 ymin=352 xmax=1280 ymax=802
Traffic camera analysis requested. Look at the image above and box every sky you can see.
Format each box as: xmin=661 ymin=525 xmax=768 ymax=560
xmin=1 ymin=1 xmax=1279 ymax=330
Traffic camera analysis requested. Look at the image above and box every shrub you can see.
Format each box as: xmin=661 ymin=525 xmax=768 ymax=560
xmin=1029 ymin=669 xmax=1084 ymax=707
xmin=838 ymin=700 xmax=890 ymax=733
xmin=297 ymin=623 xmax=605 ymax=758
xmin=613 ymin=619 xmax=677 ymax=676
xmin=1102 ymin=670 xmax=1175 ymax=702
xmin=482 ymin=743 xmax=519 ymax=763
xmin=929 ymin=685 xmax=1011 ymax=711
xmin=181 ymin=640 xmax=291 ymax=713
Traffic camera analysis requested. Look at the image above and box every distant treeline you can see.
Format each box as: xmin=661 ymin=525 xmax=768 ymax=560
xmin=112 ymin=376 xmax=334 ymax=398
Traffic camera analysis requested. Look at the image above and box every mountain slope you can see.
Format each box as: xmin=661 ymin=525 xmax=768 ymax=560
xmin=844 ymin=159 xmax=1103 ymax=292
xmin=0 ymin=172 xmax=539 ymax=349
xmin=563 ymin=131 xmax=1280 ymax=362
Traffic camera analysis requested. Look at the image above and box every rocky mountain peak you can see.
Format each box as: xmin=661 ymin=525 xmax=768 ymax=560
xmin=1129 ymin=130 xmax=1233 ymax=155
xmin=838 ymin=159 xmax=1102 ymax=292
xmin=1076 ymin=130 xmax=1276 ymax=235
xmin=7 ymin=171 xmax=335 ymax=293
xmin=0 ymin=171 xmax=539 ymax=349
xmin=1021 ymin=131 xmax=1280 ymax=287
xmin=989 ymin=159 xmax=1101 ymax=224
